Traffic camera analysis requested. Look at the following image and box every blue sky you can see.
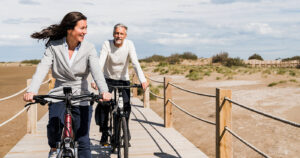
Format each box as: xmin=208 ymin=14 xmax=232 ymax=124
xmin=0 ymin=0 xmax=299 ymax=61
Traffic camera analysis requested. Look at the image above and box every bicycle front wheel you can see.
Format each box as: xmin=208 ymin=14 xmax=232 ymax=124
xmin=117 ymin=117 xmax=129 ymax=158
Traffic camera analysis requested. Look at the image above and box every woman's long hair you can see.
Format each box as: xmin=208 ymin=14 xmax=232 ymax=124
xmin=31 ymin=11 xmax=87 ymax=46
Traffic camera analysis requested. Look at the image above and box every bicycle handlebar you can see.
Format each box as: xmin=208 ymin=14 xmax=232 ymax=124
xmin=25 ymin=93 xmax=102 ymax=107
xmin=109 ymin=84 xmax=142 ymax=89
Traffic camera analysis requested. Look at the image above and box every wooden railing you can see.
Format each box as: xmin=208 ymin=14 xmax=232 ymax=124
xmin=244 ymin=59 xmax=299 ymax=68
xmin=141 ymin=75 xmax=300 ymax=158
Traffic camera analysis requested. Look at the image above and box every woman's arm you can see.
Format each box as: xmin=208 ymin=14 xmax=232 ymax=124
xmin=24 ymin=47 xmax=53 ymax=102
xmin=88 ymin=46 xmax=109 ymax=93
xmin=27 ymin=47 xmax=53 ymax=94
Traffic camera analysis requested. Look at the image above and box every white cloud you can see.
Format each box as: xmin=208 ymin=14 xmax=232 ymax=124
xmin=244 ymin=23 xmax=281 ymax=36
xmin=153 ymin=33 xmax=231 ymax=45
xmin=1 ymin=0 xmax=300 ymax=60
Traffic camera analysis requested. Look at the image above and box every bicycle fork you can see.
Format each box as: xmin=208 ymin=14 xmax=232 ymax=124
xmin=57 ymin=112 xmax=78 ymax=158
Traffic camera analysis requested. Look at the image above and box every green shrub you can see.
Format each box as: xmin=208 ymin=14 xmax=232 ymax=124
xmin=153 ymin=67 xmax=160 ymax=73
xmin=278 ymin=80 xmax=287 ymax=84
xmin=289 ymin=79 xmax=297 ymax=83
xmin=158 ymin=62 xmax=168 ymax=67
xmin=140 ymin=55 xmax=166 ymax=62
xmin=268 ymin=82 xmax=277 ymax=87
xmin=282 ymin=56 xmax=300 ymax=62
xmin=185 ymin=69 xmax=202 ymax=80
xmin=180 ymin=52 xmax=198 ymax=60
xmin=289 ymin=70 xmax=296 ymax=76
xmin=21 ymin=59 xmax=40 ymax=64
xmin=204 ymin=71 xmax=211 ymax=76
xmin=149 ymin=85 xmax=160 ymax=100
xmin=167 ymin=54 xmax=181 ymax=64
xmin=276 ymin=68 xmax=286 ymax=75
xmin=262 ymin=69 xmax=271 ymax=75
xmin=212 ymin=52 xmax=229 ymax=64
xmin=161 ymin=69 xmax=169 ymax=74
xmin=248 ymin=53 xmax=264 ymax=61
xmin=225 ymin=57 xmax=245 ymax=67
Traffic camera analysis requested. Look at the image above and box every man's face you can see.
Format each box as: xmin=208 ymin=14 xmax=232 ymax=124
xmin=113 ymin=27 xmax=127 ymax=46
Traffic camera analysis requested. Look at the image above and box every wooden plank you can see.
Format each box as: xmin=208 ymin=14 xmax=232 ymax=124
xmin=5 ymin=97 xmax=208 ymax=158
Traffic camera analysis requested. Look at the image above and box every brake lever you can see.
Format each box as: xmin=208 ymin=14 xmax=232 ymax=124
xmin=24 ymin=102 xmax=35 ymax=108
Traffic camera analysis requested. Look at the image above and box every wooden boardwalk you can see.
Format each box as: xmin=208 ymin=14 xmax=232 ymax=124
xmin=4 ymin=98 xmax=208 ymax=158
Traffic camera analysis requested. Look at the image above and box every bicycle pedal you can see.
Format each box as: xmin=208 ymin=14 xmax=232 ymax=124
xmin=100 ymin=142 xmax=109 ymax=147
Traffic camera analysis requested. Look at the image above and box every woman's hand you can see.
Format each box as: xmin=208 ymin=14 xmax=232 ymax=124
xmin=141 ymin=81 xmax=149 ymax=91
xmin=23 ymin=92 xmax=35 ymax=102
xmin=101 ymin=92 xmax=112 ymax=101
xmin=91 ymin=82 xmax=98 ymax=90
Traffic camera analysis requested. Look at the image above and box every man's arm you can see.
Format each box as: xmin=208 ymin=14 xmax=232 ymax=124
xmin=128 ymin=40 xmax=148 ymax=90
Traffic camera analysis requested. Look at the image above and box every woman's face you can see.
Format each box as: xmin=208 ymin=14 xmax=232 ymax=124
xmin=67 ymin=19 xmax=87 ymax=43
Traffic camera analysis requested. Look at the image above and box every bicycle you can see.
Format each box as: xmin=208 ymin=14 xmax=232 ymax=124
xmin=25 ymin=87 xmax=102 ymax=158
xmin=104 ymin=84 xmax=141 ymax=158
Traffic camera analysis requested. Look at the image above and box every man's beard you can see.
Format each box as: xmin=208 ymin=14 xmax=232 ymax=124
xmin=114 ymin=39 xmax=123 ymax=45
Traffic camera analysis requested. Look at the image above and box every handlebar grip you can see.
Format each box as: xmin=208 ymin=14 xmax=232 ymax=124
xmin=132 ymin=84 xmax=142 ymax=88
xmin=32 ymin=96 xmax=48 ymax=105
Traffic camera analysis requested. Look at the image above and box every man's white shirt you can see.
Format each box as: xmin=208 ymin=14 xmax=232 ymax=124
xmin=99 ymin=39 xmax=146 ymax=83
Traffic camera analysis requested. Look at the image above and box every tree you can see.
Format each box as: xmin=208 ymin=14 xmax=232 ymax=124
xmin=248 ymin=53 xmax=263 ymax=61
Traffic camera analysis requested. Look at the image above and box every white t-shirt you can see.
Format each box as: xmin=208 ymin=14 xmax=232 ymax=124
xmin=99 ymin=39 xmax=146 ymax=83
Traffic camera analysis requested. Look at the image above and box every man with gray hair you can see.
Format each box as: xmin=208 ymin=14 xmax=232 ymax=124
xmin=92 ymin=23 xmax=148 ymax=145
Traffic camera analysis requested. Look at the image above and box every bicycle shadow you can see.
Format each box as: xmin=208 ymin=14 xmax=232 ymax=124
xmin=154 ymin=152 xmax=179 ymax=158
xmin=131 ymin=105 xmax=182 ymax=158
xmin=131 ymin=118 xmax=164 ymax=127
xmin=131 ymin=104 xmax=144 ymax=108
xmin=90 ymin=138 xmax=115 ymax=158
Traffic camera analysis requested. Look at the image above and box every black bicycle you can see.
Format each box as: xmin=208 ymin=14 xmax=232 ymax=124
xmin=105 ymin=84 xmax=141 ymax=158
xmin=25 ymin=87 xmax=102 ymax=158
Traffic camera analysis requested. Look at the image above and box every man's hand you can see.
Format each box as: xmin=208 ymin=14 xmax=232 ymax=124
xmin=141 ymin=81 xmax=149 ymax=91
xmin=101 ymin=92 xmax=112 ymax=101
xmin=91 ymin=82 xmax=98 ymax=90
xmin=23 ymin=92 xmax=35 ymax=102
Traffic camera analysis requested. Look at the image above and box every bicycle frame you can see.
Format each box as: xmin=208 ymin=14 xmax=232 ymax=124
xmin=57 ymin=87 xmax=77 ymax=158
xmin=26 ymin=87 xmax=101 ymax=158
xmin=106 ymin=84 xmax=141 ymax=158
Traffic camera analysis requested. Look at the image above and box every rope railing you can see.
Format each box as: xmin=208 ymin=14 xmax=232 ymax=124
xmin=0 ymin=106 xmax=30 ymax=127
xmin=149 ymin=90 xmax=164 ymax=99
xmin=168 ymin=82 xmax=216 ymax=98
xmin=0 ymin=78 xmax=51 ymax=102
xmin=146 ymin=76 xmax=164 ymax=84
xmin=168 ymin=99 xmax=216 ymax=125
xmin=225 ymin=126 xmax=271 ymax=158
xmin=225 ymin=97 xmax=300 ymax=128
xmin=145 ymin=74 xmax=298 ymax=157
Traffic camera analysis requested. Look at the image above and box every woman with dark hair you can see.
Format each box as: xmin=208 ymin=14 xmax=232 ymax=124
xmin=23 ymin=11 xmax=111 ymax=158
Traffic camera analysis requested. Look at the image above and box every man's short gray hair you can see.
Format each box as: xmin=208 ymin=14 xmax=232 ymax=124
xmin=113 ymin=23 xmax=128 ymax=33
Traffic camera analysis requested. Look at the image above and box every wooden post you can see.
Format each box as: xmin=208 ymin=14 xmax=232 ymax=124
xmin=132 ymin=74 xmax=138 ymax=97
xmin=164 ymin=77 xmax=172 ymax=128
xmin=143 ymin=74 xmax=150 ymax=108
xmin=27 ymin=79 xmax=37 ymax=134
xmin=216 ymin=88 xmax=232 ymax=158
xmin=48 ymin=74 xmax=55 ymax=90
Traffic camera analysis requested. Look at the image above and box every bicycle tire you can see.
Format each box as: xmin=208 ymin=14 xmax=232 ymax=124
xmin=57 ymin=149 xmax=63 ymax=158
xmin=117 ymin=117 xmax=129 ymax=158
